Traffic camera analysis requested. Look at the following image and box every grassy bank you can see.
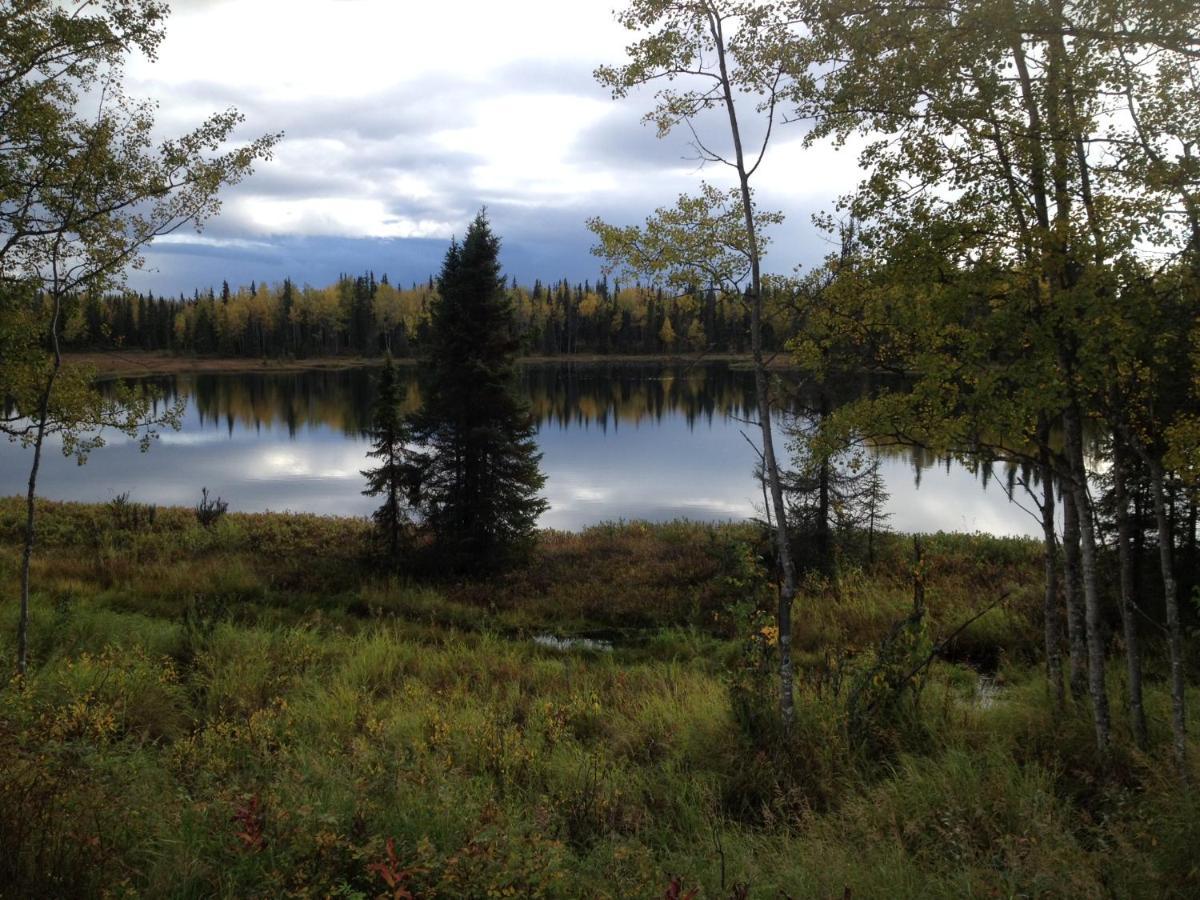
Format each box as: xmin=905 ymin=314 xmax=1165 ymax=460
xmin=63 ymin=350 xmax=797 ymax=378
xmin=0 ymin=499 xmax=1196 ymax=897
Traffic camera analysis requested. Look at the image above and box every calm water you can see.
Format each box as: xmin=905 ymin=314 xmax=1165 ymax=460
xmin=0 ymin=363 xmax=1041 ymax=537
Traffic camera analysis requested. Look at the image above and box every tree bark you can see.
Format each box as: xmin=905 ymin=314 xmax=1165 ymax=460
xmin=1186 ymin=491 xmax=1198 ymax=574
xmin=1063 ymin=403 xmax=1111 ymax=754
xmin=1062 ymin=487 xmax=1089 ymax=703
xmin=816 ymin=393 xmax=833 ymax=577
xmin=1113 ymin=437 xmax=1148 ymax=749
xmin=17 ymin=284 xmax=64 ymax=678
xmin=17 ymin=384 xmax=53 ymax=678
xmin=1149 ymin=462 xmax=1188 ymax=775
xmin=1039 ymin=450 xmax=1065 ymax=709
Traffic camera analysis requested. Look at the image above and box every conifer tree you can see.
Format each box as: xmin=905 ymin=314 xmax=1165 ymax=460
xmin=860 ymin=457 xmax=891 ymax=566
xmin=361 ymin=354 xmax=415 ymax=561
xmin=409 ymin=211 xmax=547 ymax=572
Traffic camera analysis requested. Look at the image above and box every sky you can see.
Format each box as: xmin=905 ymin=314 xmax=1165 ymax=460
xmin=123 ymin=0 xmax=861 ymax=295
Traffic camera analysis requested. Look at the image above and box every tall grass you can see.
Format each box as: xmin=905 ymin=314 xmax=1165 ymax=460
xmin=0 ymin=498 xmax=1195 ymax=897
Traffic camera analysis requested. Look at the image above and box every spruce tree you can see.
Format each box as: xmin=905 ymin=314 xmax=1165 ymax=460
xmin=361 ymin=354 xmax=415 ymax=561
xmin=409 ymin=211 xmax=547 ymax=572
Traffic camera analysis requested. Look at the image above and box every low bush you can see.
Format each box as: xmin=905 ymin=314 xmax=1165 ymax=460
xmin=194 ymin=487 xmax=229 ymax=528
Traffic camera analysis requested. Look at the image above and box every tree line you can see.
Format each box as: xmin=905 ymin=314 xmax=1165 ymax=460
xmin=58 ymin=273 xmax=790 ymax=358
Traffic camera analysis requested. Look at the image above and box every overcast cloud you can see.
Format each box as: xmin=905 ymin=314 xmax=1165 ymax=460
xmin=124 ymin=0 xmax=861 ymax=294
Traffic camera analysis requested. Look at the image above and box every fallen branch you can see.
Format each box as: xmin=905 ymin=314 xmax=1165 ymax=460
xmin=900 ymin=588 xmax=1013 ymax=688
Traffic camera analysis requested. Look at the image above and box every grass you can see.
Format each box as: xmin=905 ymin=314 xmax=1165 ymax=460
xmin=0 ymin=497 xmax=1197 ymax=898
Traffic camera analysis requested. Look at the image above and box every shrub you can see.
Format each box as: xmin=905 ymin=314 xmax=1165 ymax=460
xmin=107 ymin=491 xmax=157 ymax=531
xmin=195 ymin=487 xmax=229 ymax=528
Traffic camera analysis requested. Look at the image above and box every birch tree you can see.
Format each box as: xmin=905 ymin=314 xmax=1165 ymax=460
xmin=588 ymin=0 xmax=809 ymax=727
xmin=794 ymin=0 xmax=1200 ymax=757
xmin=1 ymin=0 xmax=278 ymax=676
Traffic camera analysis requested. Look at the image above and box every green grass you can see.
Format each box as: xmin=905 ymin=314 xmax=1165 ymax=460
xmin=0 ymin=498 xmax=1197 ymax=898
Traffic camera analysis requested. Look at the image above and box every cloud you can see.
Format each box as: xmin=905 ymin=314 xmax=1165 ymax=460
xmin=117 ymin=0 xmax=857 ymax=293
xmin=155 ymin=233 xmax=274 ymax=249
xmin=571 ymin=104 xmax=711 ymax=174
xmin=231 ymin=196 xmax=451 ymax=239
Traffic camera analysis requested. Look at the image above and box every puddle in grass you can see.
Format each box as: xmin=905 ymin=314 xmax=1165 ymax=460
xmin=532 ymin=634 xmax=614 ymax=653
xmin=975 ymin=674 xmax=1005 ymax=710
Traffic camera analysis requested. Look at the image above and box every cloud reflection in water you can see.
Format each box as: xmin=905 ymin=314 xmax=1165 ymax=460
xmin=0 ymin=364 xmax=1041 ymax=537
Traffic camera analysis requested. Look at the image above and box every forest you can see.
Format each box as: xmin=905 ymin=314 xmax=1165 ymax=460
xmin=60 ymin=274 xmax=782 ymax=359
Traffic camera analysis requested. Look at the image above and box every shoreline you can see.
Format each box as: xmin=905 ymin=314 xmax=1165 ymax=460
xmin=64 ymin=349 xmax=798 ymax=377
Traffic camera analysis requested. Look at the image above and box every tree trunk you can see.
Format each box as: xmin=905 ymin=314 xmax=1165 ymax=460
xmin=1186 ymin=491 xmax=1198 ymax=573
xmin=816 ymin=394 xmax=833 ymax=577
xmin=388 ymin=453 xmax=399 ymax=561
xmin=1113 ymin=438 xmax=1148 ymax=749
xmin=1062 ymin=487 xmax=1089 ymax=703
xmin=708 ymin=6 xmax=798 ymax=729
xmin=17 ymin=384 xmax=53 ymax=678
xmin=1064 ymin=403 xmax=1111 ymax=754
xmin=1133 ymin=490 xmax=1145 ymax=597
xmin=752 ymin=358 xmax=797 ymax=727
xmin=1149 ymin=462 xmax=1188 ymax=775
xmin=1037 ymin=0 xmax=1108 ymax=752
xmin=1039 ymin=452 xmax=1065 ymax=709
xmin=17 ymin=285 xmax=64 ymax=678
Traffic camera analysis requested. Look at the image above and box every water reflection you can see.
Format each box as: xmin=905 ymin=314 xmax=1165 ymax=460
xmin=133 ymin=364 xmax=764 ymax=438
xmin=0 ymin=363 xmax=1043 ymax=536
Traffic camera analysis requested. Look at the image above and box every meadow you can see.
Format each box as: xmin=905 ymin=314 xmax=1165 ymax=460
xmin=1 ymin=498 xmax=1197 ymax=898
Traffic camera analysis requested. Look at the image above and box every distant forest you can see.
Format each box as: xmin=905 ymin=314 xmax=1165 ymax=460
xmin=62 ymin=273 xmax=787 ymax=358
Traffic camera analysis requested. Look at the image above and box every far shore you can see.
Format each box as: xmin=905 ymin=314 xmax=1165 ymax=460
xmin=64 ymin=350 xmax=798 ymax=377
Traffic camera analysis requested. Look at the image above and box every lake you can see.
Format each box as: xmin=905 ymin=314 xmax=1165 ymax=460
xmin=0 ymin=362 xmax=1041 ymax=537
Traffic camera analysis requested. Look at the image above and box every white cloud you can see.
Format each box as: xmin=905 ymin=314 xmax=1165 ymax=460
xmin=444 ymin=94 xmax=620 ymax=200
xmin=154 ymin=234 xmax=277 ymax=251
xmin=130 ymin=0 xmax=630 ymax=97
xmin=235 ymin=196 xmax=453 ymax=238
xmin=678 ymin=497 xmax=756 ymax=518
xmin=571 ymin=486 xmax=611 ymax=502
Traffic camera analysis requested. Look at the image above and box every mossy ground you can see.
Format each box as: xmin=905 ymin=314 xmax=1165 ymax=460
xmin=0 ymin=498 xmax=1196 ymax=898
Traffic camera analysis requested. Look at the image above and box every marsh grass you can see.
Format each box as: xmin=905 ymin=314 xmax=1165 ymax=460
xmin=0 ymin=498 xmax=1196 ymax=897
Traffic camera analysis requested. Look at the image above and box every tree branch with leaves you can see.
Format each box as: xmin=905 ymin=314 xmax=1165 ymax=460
xmin=1 ymin=0 xmax=279 ymax=677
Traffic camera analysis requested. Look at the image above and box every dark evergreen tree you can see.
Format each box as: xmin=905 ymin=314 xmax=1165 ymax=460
xmin=361 ymin=354 xmax=415 ymax=561
xmin=845 ymin=455 xmax=891 ymax=566
xmin=783 ymin=394 xmax=889 ymax=576
xmin=279 ymin=277 xmax=295 ymax=354
xmin=409 ymin=211 xmax=547 ymax=572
